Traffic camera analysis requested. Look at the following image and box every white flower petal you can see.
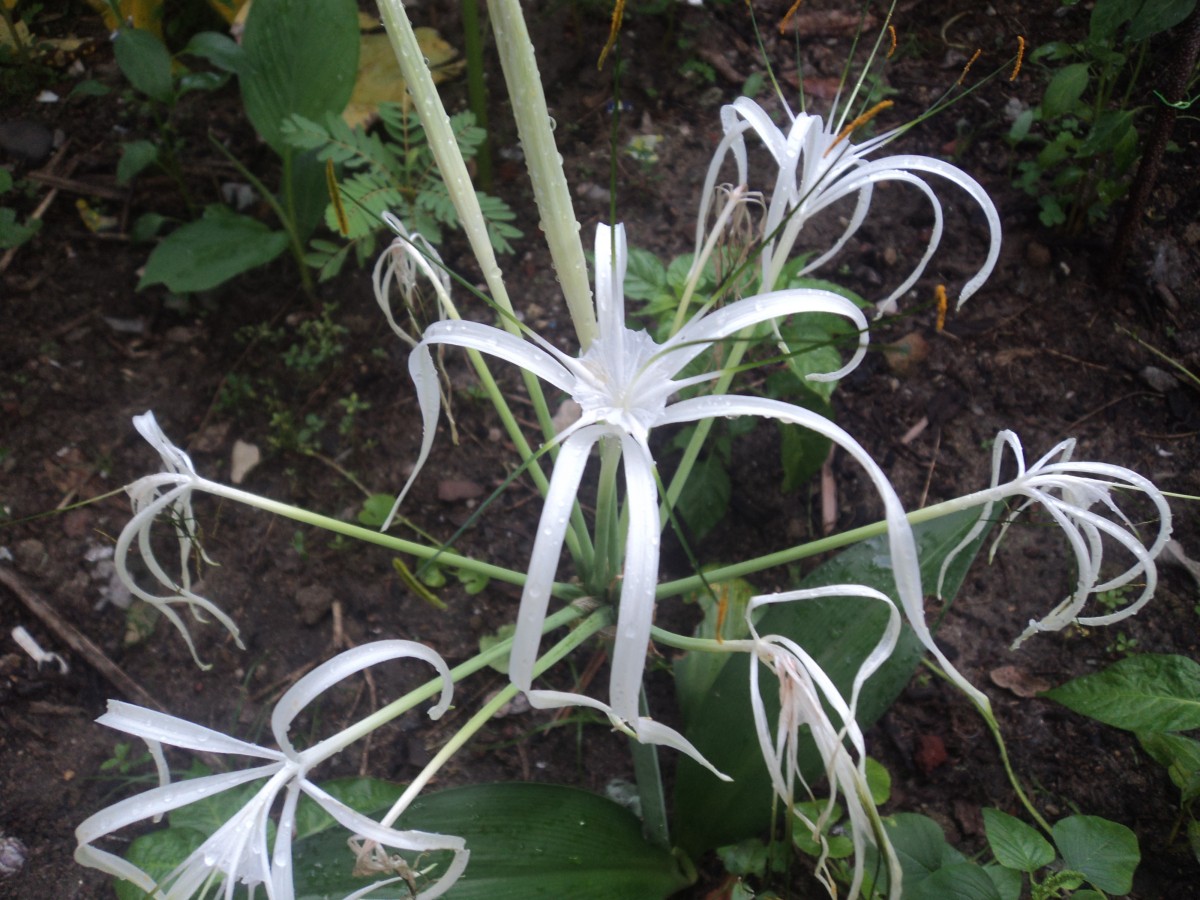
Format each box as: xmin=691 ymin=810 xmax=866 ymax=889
xmin=509 ymin=427 xmax=605 ymax=693
xmin=279 ymin=640 xmax=455 ymax=759
xmin=99 ymin=701 xmax=283 ymax=761
xmin=607 ymin=435 xmax=660 ymax=724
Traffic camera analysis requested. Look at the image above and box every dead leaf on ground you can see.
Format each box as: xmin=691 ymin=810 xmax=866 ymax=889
xmin=989 ymin=664 xmax=1051 ymax=698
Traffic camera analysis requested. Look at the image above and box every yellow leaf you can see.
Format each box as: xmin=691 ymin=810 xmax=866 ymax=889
xmin=206 ymin=0 xmax=248 ymax=26
xmin=83 ymin=0 xmax=164 ymax=38
xmin=342 ymin=27 xmax=464 ymax=130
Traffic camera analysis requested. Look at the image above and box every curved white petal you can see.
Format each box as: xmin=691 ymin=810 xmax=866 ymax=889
xmin=99 ymin=701 xmax=283 ymax=761
xmin=278 ymin=640 xmax=455 ymax=759
xmin=666 ymin=289 xmax=868 ymax=383
xmin=509 ymin=426 xmax=606 ymax=692
xmin=847 ymin=154 xmax=1002 ymax=308
xmin=607 ymin=434 xmax=660 ymax=724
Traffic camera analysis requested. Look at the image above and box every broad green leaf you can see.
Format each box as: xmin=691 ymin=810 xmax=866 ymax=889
xmin=907 ymin=861 xmax=1002 ymax=900
xmin=1129 ymin=0 xmax=1197 ymax=41
xmin=623 ymin=246 xmax=669 ymax=301
xmin=183 ymin=31 xmax=244 ymax=73
xmin=674 ymin=577 xmax=755 ymax=722
xmin=117 ymin=139 xmax=158 ymax=185
xmin=120 ymin=780 xmax=691 ymax=899
xmin=138 ymin=206 xmax=289 ymax=293
xmin=1137 ymin=731 xmax=1200 ymax=802
xmin=884 ymin=812 xmax=965 ymax=891
xmin=1043 ymin=653 xmax=1200 ymax=732
xmin=1042 ymin=63 xmax=1091 ymax=118
xmin=113 ymin=27 xmax=173 ymax=104
xmin=117 ymin=827 xmax=207 ymax=900
xmin=675 ymin=452 xmax=730 ymax=540
xmin=292 ymin=781 xmax=694 ymax=899
xmin=1052 ymin=815 xmax=1139 ymax=894
xmin=1089 ymin=0 xmax=1139 ymax=43
xmin=982 ymin=808 xmax=1054 ymax=873
xmin=239 ymin=0 xmax=359 ymax=154
xmin=1188 ymin=818 xmax=1200 ymax=865
xmin=673 ymin=508 xmax=990 ymax=854
xmin=983 ymin=863 xmax=1023 ymax=900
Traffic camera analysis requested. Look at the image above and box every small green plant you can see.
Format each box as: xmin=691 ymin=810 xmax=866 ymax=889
xmin=0 ymin=167 xmax=39 ymax=250
xmin=1046 ymin=653 xmax=1200 ymax=865
xmin=1106 ymin=630 xmax=1140 ymax=654
xmin=129 ymin=0 xmax=361 ymax=296
xmin=280 ymin=104 xmax=521 ymax=280
xmin=1008 ymin=0 xmax=1197 ymax=231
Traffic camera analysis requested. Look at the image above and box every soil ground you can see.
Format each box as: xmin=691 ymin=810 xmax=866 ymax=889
xmin=2 ymin=1 xmax=1199 ymax=897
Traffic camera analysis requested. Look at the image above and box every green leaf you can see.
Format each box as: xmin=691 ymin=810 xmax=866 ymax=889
xmin=239 ymin=0 xmax=359 ymax=154
xmin=292 ymin=781 xmax=694 ymax=899
xmin=1042 ymin=63 xmax=1091 ymax=118
xmin=1188 ymin=818 xmax=1200 ymax=865
xmin=183 ymin=31 xmax=244 ymax=74
xmin=0 ymin=208 xmax=40 ymax=250
xmin=982 ymin=808 xmax=1055 ymax=873
xmin=1089 ymin=0 xmax=1139 ymax=43
xmin=1129 ymin=0 xmax=1197 ymax=41
xmin=674 ymin=577 xmax=755 ymax=722
xmin=622 ymin=247 xmax=668 ymax=301
xmin=674 ymin=452 xmax=730 ymax=540
xmin=983 ymin=863 xmax=1024 ymax=900
xmin=1137 ymin=731 xmax=1200 ymax=801
xmin=1043 ymin=653 xmax=1200 ymax=732
xmin=113 ymin=27 xmax=174 ymax=104
xmin=138 ymin=206 xmax=290 ymax=293
xmin=865 ymin=756 xmax=891 ymax=805
xmin=357 ymin=493 xmax=397 ymax=528
xmin=117 ymin=140 xmax=158 ymax=185
xmin=117 ymin=827 xmax=208 ymax=900
xmin=883 ymin=812 xmax=965 ymax=892
xmin=908 ymin=862 xmax=1003 ymax=900
xmin=672 ymin=509 xmax=991 ymax=854
xmin=1052 ymin=815 xmax=1139 ymax=893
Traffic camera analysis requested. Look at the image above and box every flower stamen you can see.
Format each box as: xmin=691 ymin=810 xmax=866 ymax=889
xmin=824 ymin=100 xmax=894 ymax=156
xmin=1011 ymin=36 xmax=1026 ymax=82
xmin=958 ymin=48 xmax=982 ymax=86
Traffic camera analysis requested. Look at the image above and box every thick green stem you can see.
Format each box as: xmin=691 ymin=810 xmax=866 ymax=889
xmin=460 ymin=0 xmax=493 ymax=191
xmin=487 ymin=0 xmax=597 ymax=349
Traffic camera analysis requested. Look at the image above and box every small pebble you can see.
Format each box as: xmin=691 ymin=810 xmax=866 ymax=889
xmin=1140 ymin=365 xmax=1180 ymax=393
xmin=0 ymin=832 xmax=27 ymax=877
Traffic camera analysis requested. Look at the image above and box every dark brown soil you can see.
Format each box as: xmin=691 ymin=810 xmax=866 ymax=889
xmin=2 ymin=1 xmax=1199 ymax=898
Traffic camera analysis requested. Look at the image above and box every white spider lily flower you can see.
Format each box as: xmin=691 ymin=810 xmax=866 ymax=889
xmin=696 ymin=96 xmax=1002 ymax=314
xmin=937 ymin=430 xmax=1172 ymax=649
xmin=746 ymin=587 xmax=902 ymax=900
xmin=75 ymin=640 xmax=468 ymax=900
xmin=388 ymin=221 xmax=988 ymax=765
xmin=119 ymin=412 xmax=243 ymax=667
